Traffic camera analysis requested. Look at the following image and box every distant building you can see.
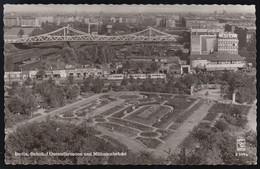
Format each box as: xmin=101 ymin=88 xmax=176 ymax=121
xmin=190 ymin=53 xmax=246 ymax=72
xmin=156 ymin=17 xmax=164 ymax=26
xmin=20 ymin=16 xmax=37 ymax=27
xmin=166 ymin=19 xmax=176 ymax=28
xmin=4 ymin=27 xmax=35 ymax=42
xmin=246 ymin=28 xmax=255 ymax=42
xmin=218 ymin=32 xmax=238 ymax=54
xmin=185 ymin=19 xmax=219 ymax=29
xmin=4 ymin=16 xmax=20 ymax=27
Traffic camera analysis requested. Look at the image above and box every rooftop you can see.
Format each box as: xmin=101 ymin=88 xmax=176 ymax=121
xmin=190 ymin=53 xmax=245 ymax=61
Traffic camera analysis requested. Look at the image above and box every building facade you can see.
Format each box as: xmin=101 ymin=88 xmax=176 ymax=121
xmin=217 ymin=32 xmax=238 ymax=54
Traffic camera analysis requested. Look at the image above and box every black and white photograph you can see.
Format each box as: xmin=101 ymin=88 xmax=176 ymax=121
xmin=3 ymin=4 xmax=257 ymax=165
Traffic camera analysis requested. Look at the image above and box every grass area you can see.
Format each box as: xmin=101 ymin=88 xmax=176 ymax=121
xmin=136 ymin=137 xmax=162 ymax=149
xmin=75 ymin=111 xmax=88 ymax=117
xmin=108 ymin=117 xmax=154 ymax=131
xmin=126 ymin=105 xmax=171 ymax=125
xmin=101 ymin=135 xmax=128 ymax=150
xmin=140 ymin=131 xmax=159 ymax=137
xmin=101 ymin=105 xmax=125 ymax=116
xmin=140 ymin=93 xmax=159 ymax=98
xmin=119 ymin=95 xmax=140 ymax=100
xmin=156 ymin=129 xmax=175 ymax=141
xmin=112 ymin=106 xmax=133 ymax=118
xmin=159 ymin=94 xmax=174 ymax=99
xmin=152 ymin=109 xmax=182 ymax=129
xmin=97 ymin=122 xmax=139 ymax=137
xmin=169 ymin=100 xmax=204 ymax=130
xmin=174 ymin=95 xmax=189 ymax=99
xmin=138 ymin=98 xmax=154 ymax=103
xmin=165 ymin=98 xmax=193 ymax=109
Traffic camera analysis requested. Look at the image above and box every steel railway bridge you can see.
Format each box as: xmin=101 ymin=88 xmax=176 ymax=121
xmin=10 ymin=26 xmax=179 ymax=43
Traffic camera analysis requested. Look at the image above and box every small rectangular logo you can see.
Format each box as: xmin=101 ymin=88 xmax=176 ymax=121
xmin=236 ymin=138 xmax=246 ymax=152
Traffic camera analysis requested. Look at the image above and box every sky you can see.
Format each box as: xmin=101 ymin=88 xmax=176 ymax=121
xmin=4 ymin=4 xmax=255 ymax=14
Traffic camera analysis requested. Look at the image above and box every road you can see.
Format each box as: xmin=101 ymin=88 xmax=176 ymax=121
xmin=247 ymin=100 xmax=257 ymax=132
xmin=153 ymin=101 xmax=214 ymax=159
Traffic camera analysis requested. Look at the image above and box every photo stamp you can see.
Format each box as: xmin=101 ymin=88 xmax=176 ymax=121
xmin=3 ymin=4 xmax=256 ymax=165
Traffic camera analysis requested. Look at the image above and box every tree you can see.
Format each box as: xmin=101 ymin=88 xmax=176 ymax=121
xmin=8 ymin=95 xmax=26 ymax=114
xmin=36 ymin=70 xmax=46 ymax=79
xmin=68 ymin=75 xmax=74 ymax=85
xmin=17 ymin=29 xmax=24 ymax=38
xmin=149 ymin=62 xmax=160 ymax=73
xmin=205 ymin=91 xmax=209 ymax=102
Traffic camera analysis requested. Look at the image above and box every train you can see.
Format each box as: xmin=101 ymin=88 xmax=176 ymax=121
xmin=107 ymin=73 xmax=166 ymax=80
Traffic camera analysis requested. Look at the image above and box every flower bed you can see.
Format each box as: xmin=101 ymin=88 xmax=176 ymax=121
xmin=165 ymin=99 xmax=193 ymax=109
xmin=119 ymin=95 xmax=140 ymax=100
xmin=159 ymin=94 xmax=174 ymax=99
xmin=140 ymin=93 xmax=159 ymax=98
xmin=135 ymin=137 xmax=162 ymax=149
xmin=108 ymin=117 xmax=154 ymax=131
xmin=97 ymin=122 xmax=139 ymax=137
xmin=112 ymin=106 xmax=133 ymax=118
xmin=75 ymin=111 xmax=88 ymax=117
xmin=152 ymin=109 xmax=182 ymax=129
xmin=126 ymin=105 xmax=171 ymax=125
xmin=62 ymin=111 xmax=75 ymax=118
xmin=156 ymin=129 xmax=175 ymax=141
xmin=101 ymin=105 xmax=125 ymax=116
xmin=140 ymin=131 xmax=159 ymax=137
xmin=174 ymin=95 xmax=189 ymax=99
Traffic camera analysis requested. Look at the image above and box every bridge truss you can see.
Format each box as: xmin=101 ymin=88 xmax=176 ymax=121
xmin=11 ymin=26 xmax=179 ymax=43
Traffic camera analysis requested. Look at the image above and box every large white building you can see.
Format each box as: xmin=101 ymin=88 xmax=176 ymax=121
xmin=218 ymin=32 xmax=238 ymax=54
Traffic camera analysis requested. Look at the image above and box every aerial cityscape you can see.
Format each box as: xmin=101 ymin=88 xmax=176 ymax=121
xmin=3 ymin=4 xmax=256 ymax=165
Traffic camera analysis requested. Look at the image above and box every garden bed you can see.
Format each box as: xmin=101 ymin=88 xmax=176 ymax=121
xmin=126 ymin=105 xmax=171 ymax=125
xmin=112 ymin=106 xmax=133 ymax=118
xmin=119 ymin=95 xmax=140 ymax=100
xmin=75 ymin=111 xmax=88 ymax=117
xmin=108 ymin=117 xmax=154 ymax=131
xmin=165 ymin=98 xmax=193 ymax=109
xmin=152 ymin=109 xmax=182 ymax=129
xmin=140 ymin=131 xmax=159 ymax=137
xmin=135 ymin=137 xmax=162 ymax=149
xmin=101 ymin=105 xmax=124 ymax=116
xmin=156 ymin=129 xmax=175 ymax=141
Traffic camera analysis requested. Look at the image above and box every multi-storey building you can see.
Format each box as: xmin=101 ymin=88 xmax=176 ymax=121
xmin=190 ymin=34 xmax=218 ymax=55
xmin=4 ymin=16 xmax=20 ymax=27
xmin=20 ymin=16 xmax=36 ymax=27
xmin=217 ymin=32 xmax=238 ymax=54
xmin=166 ymin=18 xmax=176 ymax=28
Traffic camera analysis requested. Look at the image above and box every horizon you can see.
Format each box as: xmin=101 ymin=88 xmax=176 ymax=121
xmin=4 ymin=4 xmax=255 ymax=14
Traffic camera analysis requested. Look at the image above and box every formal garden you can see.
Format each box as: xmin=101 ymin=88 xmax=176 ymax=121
xmin=91 ymin=92 xmax=204 ymax=150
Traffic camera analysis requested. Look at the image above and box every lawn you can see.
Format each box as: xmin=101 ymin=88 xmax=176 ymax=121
xmin=108 ymin=117 xmax=154 ymax=131
xmin=136 ymin=137 xmax=162 ymax=149
xmin=126 ymin=105 xmax=171 ymax=125
xmin=101 ymin=105 xmax=125 ymax=116
xmin=112 ymin=106 xmax=134 ymax=118
xmin=165 ymin=98 xmax=193 ymax=109
xmin=152 ymin=109 xmax=182 ymax=129
xmin=97 ymin=122 xmax=139 ymax=138
xmin=156 ymin=129 xmax=175 ymax=141
xmin=140 ymin=131 xmax=159 ymax=137
xmin=119 ymin=95 xmax=140 ymax=100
